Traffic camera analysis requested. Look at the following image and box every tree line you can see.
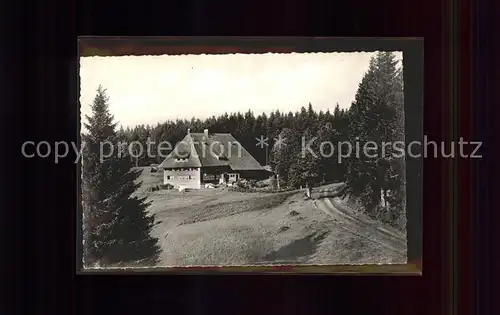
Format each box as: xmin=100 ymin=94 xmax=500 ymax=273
xmin=115 ymin=101 xmax=349 ymax=168
xmin=81 ymin=51 xmax=405 ymax=267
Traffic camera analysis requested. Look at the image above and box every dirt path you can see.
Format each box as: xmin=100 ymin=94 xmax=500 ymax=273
xmin=327 ymin=198 xmax=406 ymax=245
xmin=310 ymin=198 xmax=407 ymax=264
xmin=315 ymin=199 xmax=406 ymax=253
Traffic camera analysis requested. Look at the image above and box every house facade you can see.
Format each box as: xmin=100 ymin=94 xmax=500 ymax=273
xmin=159 ymin=129 xmax=271 ymax=189
xmin=163 ymin=167 xmax=201 ymax=189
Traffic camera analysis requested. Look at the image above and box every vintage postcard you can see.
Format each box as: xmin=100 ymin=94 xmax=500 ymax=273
xmin=78 ymin=38 xmax=423 ymax=273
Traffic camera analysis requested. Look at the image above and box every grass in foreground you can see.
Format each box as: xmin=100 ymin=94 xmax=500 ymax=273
xmin=133 ymin=168 xmax=407 ymax=266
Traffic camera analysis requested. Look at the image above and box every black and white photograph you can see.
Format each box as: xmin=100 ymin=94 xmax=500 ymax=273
xmin=79 ymin=44 xmax=411 ymax=269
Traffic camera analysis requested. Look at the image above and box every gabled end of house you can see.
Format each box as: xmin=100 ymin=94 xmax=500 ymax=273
xmin=158 ymin=129 xmax=272 ymax=189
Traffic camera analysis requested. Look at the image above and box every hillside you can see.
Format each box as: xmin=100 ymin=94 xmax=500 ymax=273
xmin=134 ymin=167 xmax=407 ymax=266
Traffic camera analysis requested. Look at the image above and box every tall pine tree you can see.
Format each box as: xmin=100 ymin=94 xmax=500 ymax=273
xmin=270 ymin=128 xmax=295 ymax=188
xmin=82 ymin=86 xmax=161 ymax=267
xmin=345 ymin=52 xmax=405 ymax=225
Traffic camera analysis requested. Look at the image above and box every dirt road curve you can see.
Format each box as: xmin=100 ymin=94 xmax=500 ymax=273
xmin=314 ymin=198 xmax=407 ymax=255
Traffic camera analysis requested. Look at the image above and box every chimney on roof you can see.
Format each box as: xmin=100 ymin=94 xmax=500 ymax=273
xmin=204 ymin=129 xmax=209 ymax=138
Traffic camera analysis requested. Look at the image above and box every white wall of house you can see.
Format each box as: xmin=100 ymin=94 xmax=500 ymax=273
xmin=227 ymin=173 xmax=239 ymax=182
xmin=164 ymin=168 xmax=201 ymax=189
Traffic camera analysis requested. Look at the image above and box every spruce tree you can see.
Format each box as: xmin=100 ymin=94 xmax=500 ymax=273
xmin=297 ymin=128 xmax=321 ymax=187
xmin=316 ymin=124 xmax=338 ymax=183
xmin=333 ymin=103 xmax=341 ymax=118
xmin=270 ymin=128 xmax=294 ymax=188
xmin=345 ymin=52 xmax=405 ymax=224
xmin=284 ymin=129 xmax=304 ymax=188
xmin=385 ymin=63 xmax=406 ymax=225
xmin=82 ymin=85 xmax=161 ymax=268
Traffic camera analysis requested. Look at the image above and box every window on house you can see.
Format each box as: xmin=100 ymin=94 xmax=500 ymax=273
xmin=166 ymin=175 xmax=172 ymax=180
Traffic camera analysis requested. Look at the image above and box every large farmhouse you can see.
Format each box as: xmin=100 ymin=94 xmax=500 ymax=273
xmin=158 ymin=129 xmax=271 ymax=189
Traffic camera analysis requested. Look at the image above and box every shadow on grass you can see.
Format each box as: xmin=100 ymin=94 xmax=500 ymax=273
xmin=258 ymin=230 xmax=330 ymax=265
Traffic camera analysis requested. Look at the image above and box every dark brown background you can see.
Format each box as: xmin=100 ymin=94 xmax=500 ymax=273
xmin=76 ymin=37 xmax=423 ymax=274
xmin=1 ymin=0 xmax=496 ymax=314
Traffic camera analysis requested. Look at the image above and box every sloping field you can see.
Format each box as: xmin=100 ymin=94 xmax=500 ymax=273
xmin=154 ymin=193 xmax=331 ymax=266
xmin=134 ymin=169 xmax=407 ymax=266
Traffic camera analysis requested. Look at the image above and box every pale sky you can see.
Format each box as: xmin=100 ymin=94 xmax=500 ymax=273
xmin=80 ymin=52 xmax=402 ymax=127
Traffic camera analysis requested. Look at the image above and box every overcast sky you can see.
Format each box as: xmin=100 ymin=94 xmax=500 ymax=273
xmin=80 ymin=51 xmax=402 ymax=127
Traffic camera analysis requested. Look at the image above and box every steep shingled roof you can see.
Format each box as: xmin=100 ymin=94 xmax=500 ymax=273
xmin=159 ymin=132 xmax=264 ymax=171
xmin=158 ymin=134 xmax=202 ymax=169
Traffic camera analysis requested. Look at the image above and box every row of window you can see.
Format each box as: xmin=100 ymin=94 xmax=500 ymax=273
xmin=166 ymin=173 xmax=239 ymax=181
xmin=166 ymin=175 xmax=196 ymax=180
xmin=167 ymin=168 xmax=197 ymax=172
